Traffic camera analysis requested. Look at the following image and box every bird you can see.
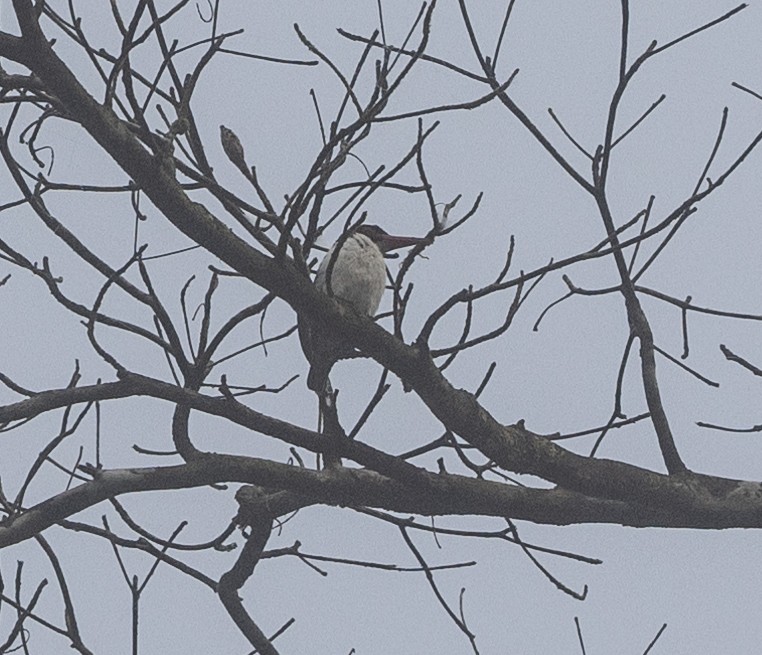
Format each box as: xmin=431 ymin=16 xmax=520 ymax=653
xmin=301 ymin=224 xmax=427 ymax=393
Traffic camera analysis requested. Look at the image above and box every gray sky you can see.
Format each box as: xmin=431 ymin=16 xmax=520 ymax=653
xmin=2 ymin=1 xmax=762 ymax=653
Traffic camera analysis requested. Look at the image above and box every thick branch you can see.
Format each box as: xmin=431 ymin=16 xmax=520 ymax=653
xmin=3 ymin=453 xmax=762 ymax=552
xmin=218 ymin=519 xmax=277 ymax=654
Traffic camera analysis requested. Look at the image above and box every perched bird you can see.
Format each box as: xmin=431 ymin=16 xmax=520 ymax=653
xmin=301 ymin=224 xmax=427 ymax=392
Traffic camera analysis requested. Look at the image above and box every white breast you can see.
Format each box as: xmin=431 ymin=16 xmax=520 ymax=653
xmin=315 ymin=233 xmax=387 ymax=316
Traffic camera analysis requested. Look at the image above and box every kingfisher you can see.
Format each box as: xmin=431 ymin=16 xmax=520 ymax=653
xmin=301 ymin=224 xmax=427 ymax=392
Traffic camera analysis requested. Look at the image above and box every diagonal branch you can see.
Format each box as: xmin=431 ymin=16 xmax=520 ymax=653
xmin=218 ymin=518 xmax=278 ymax=654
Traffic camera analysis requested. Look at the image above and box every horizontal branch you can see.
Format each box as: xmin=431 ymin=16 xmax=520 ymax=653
xmin=4 ymin=451 xmax=762 ymax=551
xmin=3 ymin=377 xmax=762 ymax=542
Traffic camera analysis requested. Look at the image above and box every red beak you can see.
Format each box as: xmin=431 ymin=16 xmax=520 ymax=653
xmin=375 ymin=233 xmax=429 ymax=253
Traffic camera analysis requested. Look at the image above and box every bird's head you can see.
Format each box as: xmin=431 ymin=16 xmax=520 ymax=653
xmin=355 ymin=224 xmax=428 ymax=253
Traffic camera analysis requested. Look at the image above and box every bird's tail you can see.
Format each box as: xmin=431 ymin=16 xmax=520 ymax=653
xmin=307 ymin=362 xmax=330 ymax=393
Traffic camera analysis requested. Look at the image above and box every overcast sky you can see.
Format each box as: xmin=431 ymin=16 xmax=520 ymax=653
xmin=2 ymin=1 xmax=762 ymax=653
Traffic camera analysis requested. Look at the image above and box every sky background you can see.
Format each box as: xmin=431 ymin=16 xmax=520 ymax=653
xmin=2 ymin=1 xmax=762 ymax=653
